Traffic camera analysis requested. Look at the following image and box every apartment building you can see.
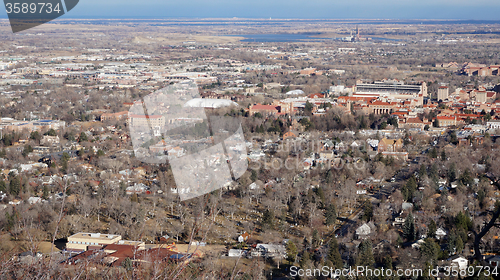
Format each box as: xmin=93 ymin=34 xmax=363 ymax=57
xmin=378 ymin=138 xmax=403 ymax=153
xmin=128 ymin=114 xmax=166 ymax=128
xmin=464 ymin=65 xmax=500 ymax=77
xmin=487 ymin=120 xmax=500 ymax=130
xmin=100 ymin=111 xmax=128 ymax=122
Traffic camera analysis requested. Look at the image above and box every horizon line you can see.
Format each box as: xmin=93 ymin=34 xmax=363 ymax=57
xmin=1 ymin=17 xmax=500 ymax=22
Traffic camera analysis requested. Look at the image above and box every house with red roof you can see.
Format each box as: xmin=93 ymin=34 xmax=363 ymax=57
xmin=248 ymin=104 xmax=280 ymax=116
xmin=308 ymin=93 xmax=325 ymax=99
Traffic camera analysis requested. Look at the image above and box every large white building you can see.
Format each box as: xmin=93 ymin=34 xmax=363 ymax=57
xmin=487 ymin=120 xmax=500 ymax=130
xmin=66 ymin=232 xmax=145 ymax=252
xmin=353 ymin=80 xmax=427 ymax=105
xmin=128 ymin=114 xmax=165 ymax=128
xmin=437 ymin=86 xmax=449 ymax=101
xmin=67 ymin=233 xmax=122 ymax=252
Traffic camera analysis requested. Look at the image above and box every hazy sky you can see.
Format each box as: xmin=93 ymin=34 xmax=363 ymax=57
xmin=1 ymin=0 xmax=500 ymax=19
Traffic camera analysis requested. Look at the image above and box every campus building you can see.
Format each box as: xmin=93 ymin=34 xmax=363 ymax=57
xmin=67 ymin=233 xmax=122 ymax=252
xmin=354 ymin=80 xmax=427 ymax=100
xmin=128 ymin=114 xmax=166 ymax=128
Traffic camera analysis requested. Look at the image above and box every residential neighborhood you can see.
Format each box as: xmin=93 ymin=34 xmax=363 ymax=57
xmin=0 ymin=16 xmax=500 ymax=279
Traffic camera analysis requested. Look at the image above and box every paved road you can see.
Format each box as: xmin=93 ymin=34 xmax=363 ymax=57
xmin=335 ymin=207 xmax=362 ymax=237
xmin=323 ymin=205 xmax=363 ymax=245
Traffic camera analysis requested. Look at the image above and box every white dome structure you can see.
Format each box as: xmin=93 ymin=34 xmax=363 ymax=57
xmin=286 ymin=89 xmax=305 ymax=95
xmin=183 ymin=98 xmax=238 ymax=108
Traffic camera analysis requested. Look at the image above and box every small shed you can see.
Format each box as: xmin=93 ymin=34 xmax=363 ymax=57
xmin=228 ymin=249 xmax=244 ymax=257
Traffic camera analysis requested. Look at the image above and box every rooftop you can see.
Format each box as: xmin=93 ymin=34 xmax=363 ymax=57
xmin=68 ymin=232 xmax=122 ymax=242
xmin=251 ymin=104 xmax=279 ymax=111
xmin=184 ymin=98 xmax=238 ymax=108
xmin=128 ymin=114 xmax=164 ymax=119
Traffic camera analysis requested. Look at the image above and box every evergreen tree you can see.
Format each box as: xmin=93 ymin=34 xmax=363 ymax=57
xmin=77 ymin=148 xmax=84 ymax=158
xmin=325 ymin=203 xmax=337 ymax=226
xmin=455 ymin=211 xmax=472 ymax=231
xmin=286 ymin=241 xmax=298 ymax=264
xmin=418 ymin=164 xmax=427 ymax=178
xmin=448 ymin=163 xmax=457 ymax=182
xmin=64 ymin=131 xmax=75 ymax=141
xmin=22 ymin=145 xmax=33 ymax=157
xmin=0 ymin=180 xmax=6 ymax=193
xmin=327 ymin=238 xmax=343 ymax=269
xmin=9 ymin=175 xmax=20 ymax=196
xmin=450 ymin=131 xmax=458 ymax=145
xmin=250 ymin=169 xmax=257 ymax=182
xmin=428 ymin=220 xmax=437 ymax=239
xmin=79 ymin=132 xmax=88 ymax=142
xmin=429 ymin=147 xmax=438 ymax=158
xmin=61 ymin=151 xmax=70 ymax=162
xmin=440 ymin=150 xmax=447 ymax=161
xmin=429 ymin=163 xmax=439 ymax=181
xmin=362 ymin=200 xmax=373 ymax=222
xmin=396 ymin=235 xmax=403 ymax=247
xmin=262 ymin=209 xmax=274 ymax=230
xmin=356 ymin=240 xmax=374 ymax=268
xmin=311 ymin=229 xmax=320 ymax=248
xmin=459 ymin=169 xmax=473 ymax=186
xmin=402 ymin=176 xmax=418 ymax=201
xmin=477 ymin=189 xmax=486 ymax=207
xmin=30 ymin=131 xmax=41 ymax=142
xmin=383 ymin=256 xmax=393 ymax=269
xmin=456 ymin=235 xmax=464 ymax=254
xmin=42 ymin=185 xmax=49 ymax=200
xmin=316 ymin=187 xmax=325 ymax=204
xmin=420 ymin=238 xmax=440 ymax=266
xmin=304 ymin=101 xmax=314 ymax=115
xmin=5 ymin=210 xmax=17 ymax=231
xmin=447 ymin=229 xmax=457 ymax=254
xmin=325 ymin=169 xmax=333 ymax=185
xmin=299 ymin=250 xmax=310 ymax=269
xmin=61 ymin=152 xmax=70 ymax=174
xmin=403 ymin=212 xmax=416 ymax=241
xmin=97 ymin=149 xmax=105 ymax=157
xmin=45 ymin=129 xmax=57 ymax=136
